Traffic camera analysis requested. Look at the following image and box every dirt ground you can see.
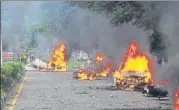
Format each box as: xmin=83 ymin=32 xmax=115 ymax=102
xmin=3 ymin=69 xmax=172 ymax=110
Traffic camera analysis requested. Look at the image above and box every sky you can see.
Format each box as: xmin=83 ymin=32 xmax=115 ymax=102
xmin=1 ymin=1 xmax=43 ymax=27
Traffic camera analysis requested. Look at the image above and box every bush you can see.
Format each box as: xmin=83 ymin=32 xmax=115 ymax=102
xmin=1 ymin=62 xmax=26 ymax=90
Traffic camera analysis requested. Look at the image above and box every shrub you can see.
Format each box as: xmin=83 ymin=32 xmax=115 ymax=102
xmin=1 ymin=62 xmax=26 ymax=90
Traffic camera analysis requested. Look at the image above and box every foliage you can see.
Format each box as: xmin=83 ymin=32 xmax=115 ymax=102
xmin=70 ymin=1 xmax=169 ymax=29
xmin=1 ymin=62 xmax=26 ymax=90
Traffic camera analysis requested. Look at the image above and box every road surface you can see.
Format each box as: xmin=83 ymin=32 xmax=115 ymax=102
xmin=3 ymin=70 xmax=171 ymax=110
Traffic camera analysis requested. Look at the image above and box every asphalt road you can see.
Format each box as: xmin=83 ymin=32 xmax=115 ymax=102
xmin=4 ymin=70 xmax=172 ymax=110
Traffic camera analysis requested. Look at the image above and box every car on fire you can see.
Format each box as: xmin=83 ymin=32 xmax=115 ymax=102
xmin=142 ymin=83 xmax=169 ymax=100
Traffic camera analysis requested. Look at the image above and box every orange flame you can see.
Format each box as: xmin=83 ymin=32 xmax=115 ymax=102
xmin=175 ymin=90 xmax=179 ymax=110
xmin=96 ymin=52 xmax=105 ymax=64
xmin=48 ymin=41 xmax=68 ymax=72
xmin=76 ymin=52 xmax=110 ymax=80
xmin=76 ymin=70 xmax=96 ymax=80
xmin=113 ymin=41 xmax=153 ymax=86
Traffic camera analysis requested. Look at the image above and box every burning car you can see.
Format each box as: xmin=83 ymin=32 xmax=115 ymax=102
xmin=113 ymin=41 xmax=154 ymax=91
xmin=39 ymin=41 xmax=68 ymax=72
xmin=73 ymin=52 xmax=111 ymax=80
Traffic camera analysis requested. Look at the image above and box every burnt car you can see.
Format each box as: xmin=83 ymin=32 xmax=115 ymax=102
xmin=142 ymin=84 xmax=169 ymax=100
xmin=113 ymin=72 xmax=148 ymax=91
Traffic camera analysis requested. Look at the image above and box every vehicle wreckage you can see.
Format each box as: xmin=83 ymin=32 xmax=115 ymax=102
xmin=112 ymin=72 xmax=148 ymax=91
xmin=142 ymin=83 xmax=169 ymax=100
xmin=73 ymin=52 xmax=112 ymax=80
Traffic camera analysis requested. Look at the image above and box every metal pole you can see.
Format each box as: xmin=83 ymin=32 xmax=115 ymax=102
xmin=19 ymin=42 xmax=21 ymax=63
xmin=0 ymin=1 xmax=2 ymax=66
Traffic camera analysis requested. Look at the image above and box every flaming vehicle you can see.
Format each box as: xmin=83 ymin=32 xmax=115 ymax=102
xmin=113 ymin=41 xmax=154 ymax=90
xmin=39 ymin=41 xmax=68 ymax=72
xmin=73 ymin=52 xmax=111 ymax=80
xmin=174 ymin=90 xmax=179 ymax=110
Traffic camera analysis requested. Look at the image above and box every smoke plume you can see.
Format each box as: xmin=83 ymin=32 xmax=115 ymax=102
xmin=2 ymin=2 xmax=150 ymax=65
xmin=46 ymin=4 xmax=150 ymax=65
xmin=158 ymin=2 xmax=179 ymax=108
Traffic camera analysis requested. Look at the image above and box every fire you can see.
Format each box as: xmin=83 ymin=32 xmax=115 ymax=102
xmin=76 ymin=52 xmax=110 ymax=80
xmin=113 ymin=41 xmax=153 ymax=88
xmin=160 ymin=80 xmax=169 ymax=86
xmin=76 ymin=70 xmax=96 ymax=80
xmin=174 ymin=90 xmax=179 ymax=110
xmin=97 ymin=68 xmax=110 ymax=77
xmin=47 ymin=41 xmax=68 ymax=71
xmin=96 ymin=52 xmax=105 ymax=64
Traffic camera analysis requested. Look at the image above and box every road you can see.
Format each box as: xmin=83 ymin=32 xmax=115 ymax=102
xmin=3 ymin=70 xmax=171 ymax=110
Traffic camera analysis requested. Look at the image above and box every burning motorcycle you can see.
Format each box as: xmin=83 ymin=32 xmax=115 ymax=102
xmin=142 ymin=81 xmax=169 ymax=100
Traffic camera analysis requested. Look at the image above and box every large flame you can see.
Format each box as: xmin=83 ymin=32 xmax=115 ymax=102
xmin=113 ymin=41 xmax=153 ymax=87
xmin=175 ymin=90 xmax=179 ymax=110
xmin=47 ymin=41 xmax=68 ymax=72
xmin=76 ymin=52 xmax=110 ymax=80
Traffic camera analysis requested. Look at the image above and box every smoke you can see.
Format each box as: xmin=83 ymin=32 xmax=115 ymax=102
xmin=1 ymin=1 xmax=38 ymax=56
xmin=2 ymin=1 xmax=150 ymax=65
xmin=50 ymin=4 xmax=150 ymax=65
xmin=158 ymin=2 xmax=179 ymax=108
